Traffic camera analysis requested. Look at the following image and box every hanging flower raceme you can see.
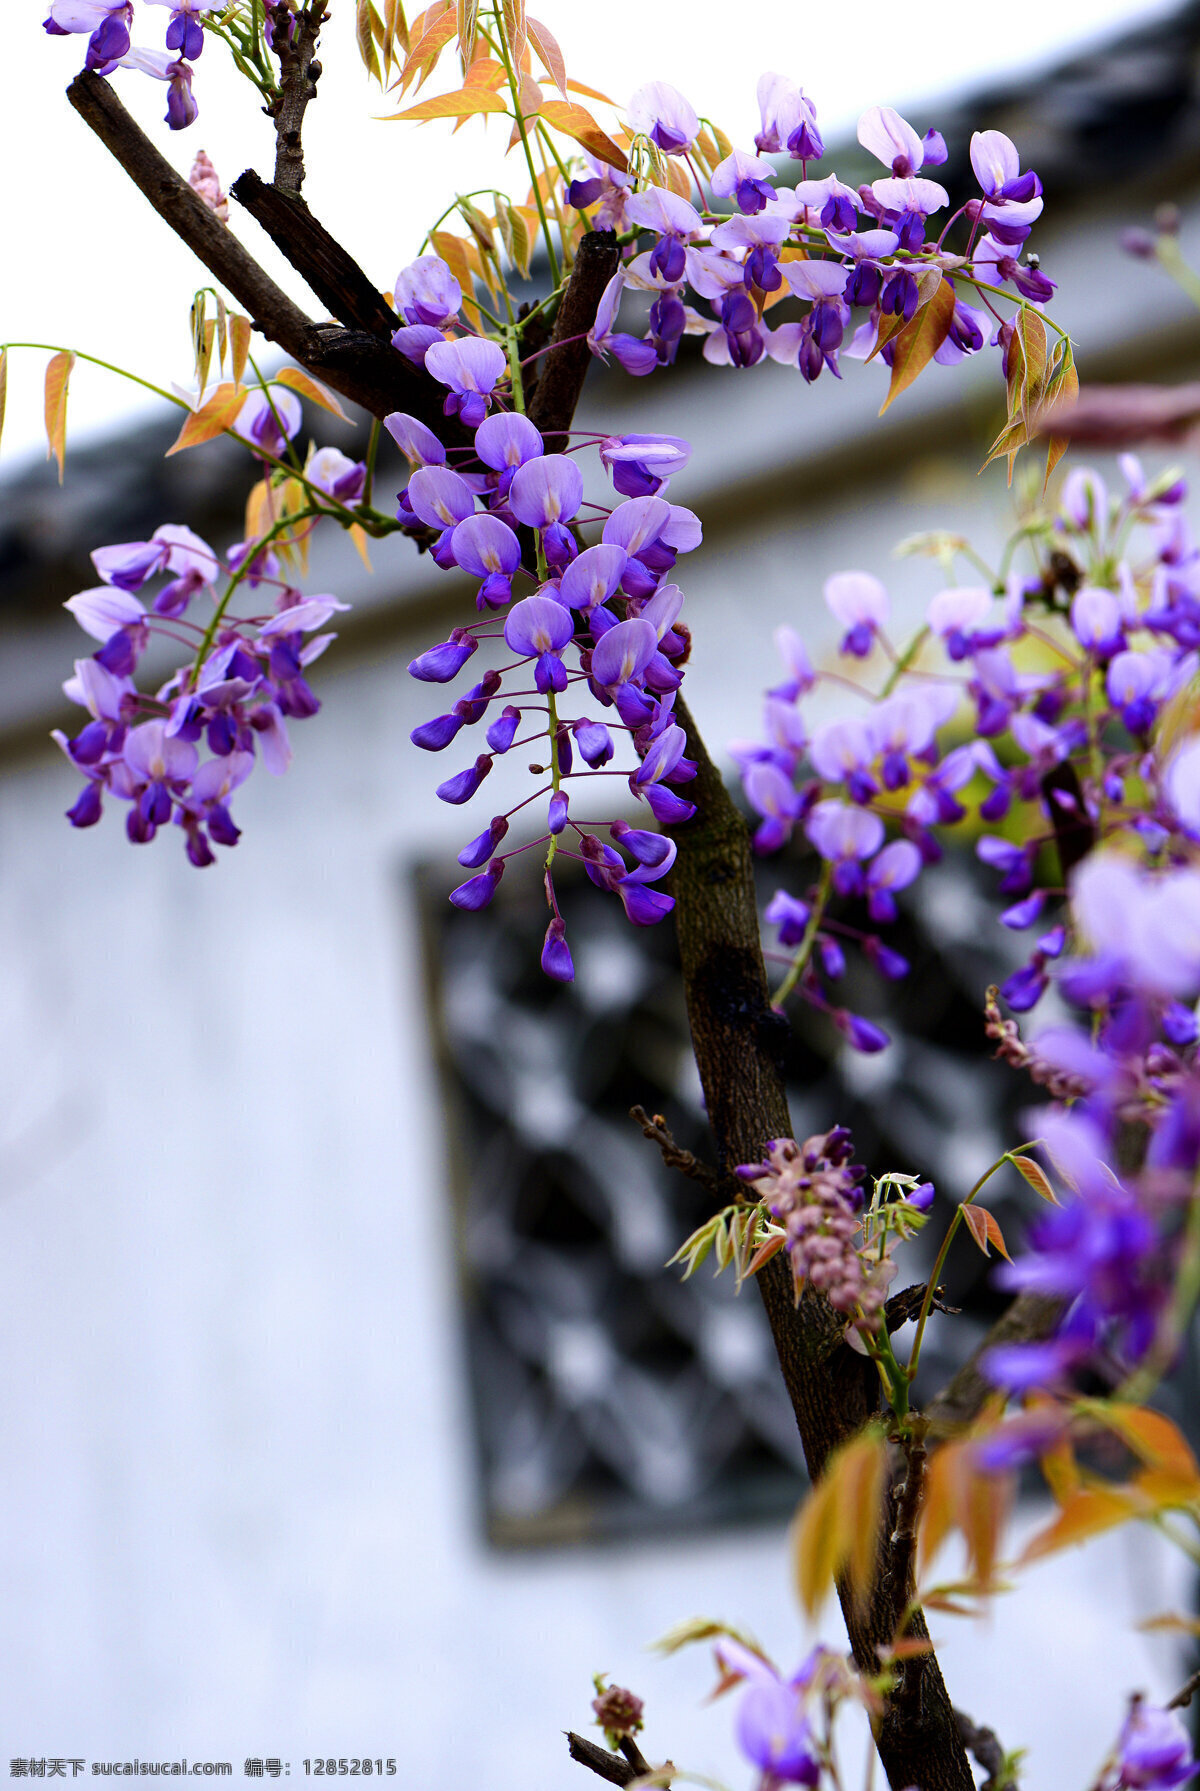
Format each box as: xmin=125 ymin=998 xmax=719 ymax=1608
xmin=52 ymin=519 xmax=348 ymax=865
xmin=397 ymin=402 xmax=701 ymax=979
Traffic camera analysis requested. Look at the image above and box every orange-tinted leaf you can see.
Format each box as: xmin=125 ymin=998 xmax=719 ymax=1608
xmin=44 ymin=349 xmax=75 ymax=482
xmin=566 ymin=75 xmax=616 ymax=105
xmin=918 ymin=1438 xmax=967 ymax=1573
xmin=879 ymin=276 xmax=955 ymax=415
xmin=742 ymin=1231 xmax=787 ymax=1280
xmin=356 ymin=0 xmax=384 ymax=83
xmin=397 ymin=5 xmax=458 ymax=93
xmin=1009 ymin=1153 xmax=1058 ymax=1204
xmin=527 ymin=15 xmax=566 ymax=95
xmin=244 ymin=477 xmax=273 ymax=544
xmin=275 ymin=367 xmax=351 ymax=421
xmin=961 ymin=1202 xmax=1011 ymax=1261
xmin=665 ymin=158 xmax=692 ymax=200
xmin=518 ymin=70 xmax=544 ymax=117
xmin=865 ymin=305 xmax=910 ymax=365
xmin=385 ymin=85 xmax=508 ymax=121
xmin=1040 ymin=1431 xmax=1080 ymax=1505
xmin=1090 ymin=1404 xmax=1200 ymax=1480
xmin=430 ymin=229 xmax=477 ymax=296
xmin=455 ymin=0 xmax=479 ymax=65
xmin=1019 ymin=1485 xmax=1137 ymax=1562
xmin=962 ymin=1463 xmax=1011 ymax=1585
xmin=1139 ymin=1612 xmax=1200 ymax=1636
xmin=165 ymin=381 xmax=246 ymax=456
xmin=501 ymin=0 xmax=527 ymax=63
xmin=1014 ymin=307 xmax=1048 ymax=423
xmin=0 ymin=348 xmax=7 ymax=455
xmin=792 ymin=1472 xmax=841 ymax=1618
xmin=842 ymin=1430 xmax=888 ymax=1605
xmin=462 ymin=55 xmax=505 ymax=88
xmin=230 ymin=314 xmax=253 ymax=386
xmin=539 ymin=99 xmax=627 ymax=172
xmin=384 ymin=0 xmax=410 ymax=63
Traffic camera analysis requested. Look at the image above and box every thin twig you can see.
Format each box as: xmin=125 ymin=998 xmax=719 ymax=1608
xmin=566 ymin=1733 xmax=638 ymax=1788
xmin=629 ymin=1105 xmax=723 ymax=1198
xmin=65 ymin=69 xmax=461 ymax=432
xmin=1167 ymin=1667 xmax=1200 ymax=1711
xmin=953 ymin=1709 xmax=1011 ymax=1791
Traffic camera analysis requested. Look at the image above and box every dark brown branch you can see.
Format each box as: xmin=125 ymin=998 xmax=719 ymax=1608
xmin=954 ymin=1709 xmax=1011 ymax=1790
xmin=925 ymin=1292 xmax=1065 ymax=1436
xmin=565 ymin=1734 xmax=637 ymax=1787
xmin=629 ymin=1105 xmax=723 ymax=1197
xmin=1167 ymin=1667 xmax=1200 ymax=1711
xmin=231 ymin=171 xmax=399 ymax=339
xmin=665 ymin=701 xmax=973 ymax=1791
xmin=266 ymin=1 xmax=326 ymax=194
xmin=527 ymin=230 xmax=619 ymax=449
xmin=65 ymin=70 xmax=461 ymax=435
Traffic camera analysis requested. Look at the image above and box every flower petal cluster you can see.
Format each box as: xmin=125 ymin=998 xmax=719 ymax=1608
xmin=396 ymin=400 xmax=701 ymax=979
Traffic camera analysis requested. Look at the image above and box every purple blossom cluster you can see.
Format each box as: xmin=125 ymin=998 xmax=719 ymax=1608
xmin=570 ymin=82 xmax=1052 ymax=387
xmin=53 ymin=517 xmax=349 ymax=866
xmin=388 ymin=326 xmax=701 ymax=980
xmin=735 ymin=457 xmax=1200 ymax=1055
xmin=43 ymin=0 xmax=216 ymax=126
xmin=736 ymin=1129 xmax=902 ymax=1331
xmin=731 ymin=453 xmax=1200 ymax=1387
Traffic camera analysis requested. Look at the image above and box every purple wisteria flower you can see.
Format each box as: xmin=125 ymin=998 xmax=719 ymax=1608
xmin=144 ymin=0 xmax=214 ymax=59
xmin=54 ymin=526 xmax=348 ymax=862
xmin=713 ymin=1639 xmax=821 ymax=1788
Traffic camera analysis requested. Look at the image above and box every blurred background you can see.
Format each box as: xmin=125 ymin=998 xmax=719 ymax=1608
xmin=4 ymin=1 xmax=1200 ymax=1783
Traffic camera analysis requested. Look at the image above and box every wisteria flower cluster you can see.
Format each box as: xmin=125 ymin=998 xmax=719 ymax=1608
xmin=43 ymin=0 xmax=217 ymax=126
xmin=573 ymin=83 xmax=1053 ymax=390
xmin=53 ymin=514 xmax=349 ymax=865
xmin=391 ymin=377 xmax=701 ymax=982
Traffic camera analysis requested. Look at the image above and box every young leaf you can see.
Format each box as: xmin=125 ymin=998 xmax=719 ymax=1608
xmin=356 ymin=0 xmax=384 ymax=84
xmin=349 ymin=523 xmax=374 ymax=571
xmin=500 ymin=0 xmax=527 ymax=63
xmin=397 ymin=5 xmax=458 ymax=94
xmin=275 ymin=366 xmax=351 ymax=421
xmin=879 ymin=277 xmax=956 ymax=414
xmin=384 ymin=0 xmax=410 ymax=68
xmin=1018 ymin=1485 xmax=1136 ymax=1563
xmin=791 ymin=1469 xmax=842 ymax=1617
xmin=1014 ymin=307 xmax=1048 ymax=425
xmin=651 ymin=1617 xmax=765 ymax=1658
xmin=1087 ymin=1402 xmax=1200 ymax=1482
xmin=864 ymin=305 xmax=909 ymax=366
xmin=960 ymin=1202 xmax=1011 ymax=1261
xmin=230 ymin=314 xmax=253 ymax=386
xmin=526 ymin=15 xmax=566 ymax=95
xmin=566 ymin=75 xmax=616 ymax=105
xmin=539 ymin=99 xmax=628 ymax=172
xmin=1007 ymin=1153 xmax=1058 ymax=1204
xmin=456 ymin=0 xmax=479 ymax=67
xmin=385 ymin=87 xmax=508 ymax=122
xmin=165 ymin=381 xmax=246 ymax=456
xmin=44 ymin=350 xmax=75 ymax=483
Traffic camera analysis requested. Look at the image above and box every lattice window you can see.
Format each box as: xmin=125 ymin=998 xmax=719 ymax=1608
xmin=424 ymin=852 xmax=1032 ymax=1545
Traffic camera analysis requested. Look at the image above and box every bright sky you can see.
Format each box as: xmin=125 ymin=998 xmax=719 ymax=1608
xmin=1 ymin=0 xmax=1181 ymax=465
